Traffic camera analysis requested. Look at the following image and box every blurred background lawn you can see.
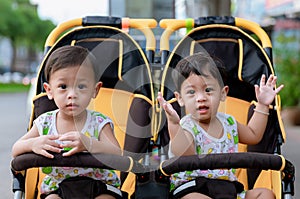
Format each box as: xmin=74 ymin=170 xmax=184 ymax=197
xmin=0 ymin=83 xmax=30 ymax=93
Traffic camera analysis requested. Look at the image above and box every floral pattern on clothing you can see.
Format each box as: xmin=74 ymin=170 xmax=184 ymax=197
xmin=34 ymin=109 xmax=121 ymax=194
xmin=169 ymin=112 xmax=245 ymax=198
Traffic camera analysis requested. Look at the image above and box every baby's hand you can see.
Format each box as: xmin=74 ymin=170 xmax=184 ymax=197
xmin=32 ymin=135 xmax=61 ymax=158
xmin=157 ymin=92 xmax=180 ymax=124
xmin=255 ymin=74 xmax=284 ymax=106
xmin=59 ymin=131 xmax=87 ymax=156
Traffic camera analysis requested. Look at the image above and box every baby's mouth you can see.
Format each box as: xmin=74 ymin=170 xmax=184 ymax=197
xmin=66 ymin=103 xmax=78 ymax=108
xmin=198 ymin=105 xmax=208 ymax=110
xmin=197 ymin=105 xmax=209 ymax=113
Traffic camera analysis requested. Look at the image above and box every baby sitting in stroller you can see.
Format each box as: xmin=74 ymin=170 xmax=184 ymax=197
xmin=12 ymin=45 xmax=125 ymax=199
xmin=157 ymin=52 xmax=283 ymax=199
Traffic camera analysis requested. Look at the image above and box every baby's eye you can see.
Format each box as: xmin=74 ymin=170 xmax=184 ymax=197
xmin=78 ymin=84 xmax=87 ymax=89
xmin=187 ymin=90 xmax=195 ymax=95
xmin=205 ymin=87 xmax=213 ymax=93
xmin=59 ymin=84 xmax=67 ymax=89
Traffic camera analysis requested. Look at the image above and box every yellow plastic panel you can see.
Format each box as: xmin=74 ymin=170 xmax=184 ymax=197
xmin=253 ymin=170 xmax=272 ymax=189
xmin=219 ymin=97 xmax=251 ymax=189
xmin=121 ymin=172 xmax=136 ymax=198
xmin=272 ymin=170 xmax=282 ymax=199
xmin=219 ymin=96 xmax=250 ymax=124
xmin=88 ymin=88 xmax=134 ymax=148
xmin=25 ymin=168 xmax=39 ymax=199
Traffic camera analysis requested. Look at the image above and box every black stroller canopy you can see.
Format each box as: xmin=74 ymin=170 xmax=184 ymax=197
xmin=164 ymin=25 xmax=273 ymax=103
xmin=37 ymin=26 xmax=153 ymax=97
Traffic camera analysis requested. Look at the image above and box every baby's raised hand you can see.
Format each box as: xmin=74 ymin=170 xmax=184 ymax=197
xmin=157 ymin=92 xmax=180 ymax=124
xmin=32 ymin=135 xmax=61 ymax=158
xmin=255 ymin=74 xmax=284 ymax=106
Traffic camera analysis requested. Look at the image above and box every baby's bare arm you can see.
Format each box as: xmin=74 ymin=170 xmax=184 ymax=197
xmin=12 ymin=125 xmax=61 ymax=158
xmin=157 ymin=92 xmax=195 ymax=156
xmin=239 ymin=74 xmax=284 ymax=144
xmin=96 ymin=124 xmax=122 ymax=155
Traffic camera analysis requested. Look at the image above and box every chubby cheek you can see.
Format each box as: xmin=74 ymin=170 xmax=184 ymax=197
xmin=210 ymin=98 xmax=221 ymax=112
xmin=52 ymin=91 xmax=67 ymax=103
xmin=52 ymin=97 xmax=64 ymax=108
xmin=82 ymin=98 xmax=92 ymax=107
xmin=182 ymin=99 xmax=196 ymax=114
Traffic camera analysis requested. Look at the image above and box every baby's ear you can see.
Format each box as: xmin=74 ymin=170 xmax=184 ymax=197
xmin=174 ymin=91 xmax=184 ymax=106
xmin=43 ymin=83 xmax=53 ymax=100
xmin=93 ymin=81 xmax=102 ymax=98
xmin=220 ymin=86 xmax=229 ymax=101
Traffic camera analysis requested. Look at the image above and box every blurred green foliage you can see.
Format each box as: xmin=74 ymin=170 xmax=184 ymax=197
xmin=0 ymin=0 xmax=55 ymax=49
xmin=0 ymin=0 xmax=55 ymax=71
xmin=274 ymin=33 xmax=300 ymax=107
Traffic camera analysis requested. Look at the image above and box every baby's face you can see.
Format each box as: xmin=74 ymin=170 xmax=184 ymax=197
xmin=46 ymin=64 xmax=99 ymax=117
xmin=176 ymin=73 xmax=227 ymax=123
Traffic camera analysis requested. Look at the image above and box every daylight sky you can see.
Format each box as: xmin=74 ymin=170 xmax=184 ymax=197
xmin=30 ymin=0 xmax=109 ymax=24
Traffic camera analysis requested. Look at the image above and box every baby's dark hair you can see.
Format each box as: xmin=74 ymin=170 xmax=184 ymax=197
xmin=172 ymin=52 xmax=227 ymax=91
xmin=44 ymin=45 xmax=99 ymax=82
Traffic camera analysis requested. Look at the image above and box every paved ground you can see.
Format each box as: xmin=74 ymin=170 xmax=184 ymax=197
xmin=282 ymin=125 xmax=300 ymax=198
xmin=0 ymin=92 xmax=28 ymax=198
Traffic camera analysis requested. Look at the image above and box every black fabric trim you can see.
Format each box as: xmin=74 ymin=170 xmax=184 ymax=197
xmin=171 ymin=177 xmax=244 ymax=199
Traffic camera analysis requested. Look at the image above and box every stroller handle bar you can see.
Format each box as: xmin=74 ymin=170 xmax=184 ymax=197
xmin=11 ymin=152 xmax=294 ymax=180
xmin=159 ymin=152 xmax=293 ymax=175
xmin=45 ymin=16 xmax=157 ymax=52
xmin=11 ymin=152 xmax=295 ymax=197
xmin=122 ymin=17 xmax=157 ymax=52
xmin=159 ymin=16 xmax=272 ymax=52
xmin=11 ymin=152 xmax=138 ymax=173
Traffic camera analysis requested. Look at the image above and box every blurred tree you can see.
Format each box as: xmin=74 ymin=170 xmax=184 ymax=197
xmin=0 ymin=0 xmax=55 ymax=72
xmin=274 ymin=33 xmax=300 ymax=107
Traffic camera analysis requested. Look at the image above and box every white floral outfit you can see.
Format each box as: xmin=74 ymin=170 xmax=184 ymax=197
xmin=169 ymin=112 xmax=246 ymax=198
xmin=34 ymin=109 xmax=121 ymax=194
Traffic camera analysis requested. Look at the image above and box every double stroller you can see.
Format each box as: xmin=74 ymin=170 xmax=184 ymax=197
xmin=11 ymin=16 xmax=295 ymax=199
